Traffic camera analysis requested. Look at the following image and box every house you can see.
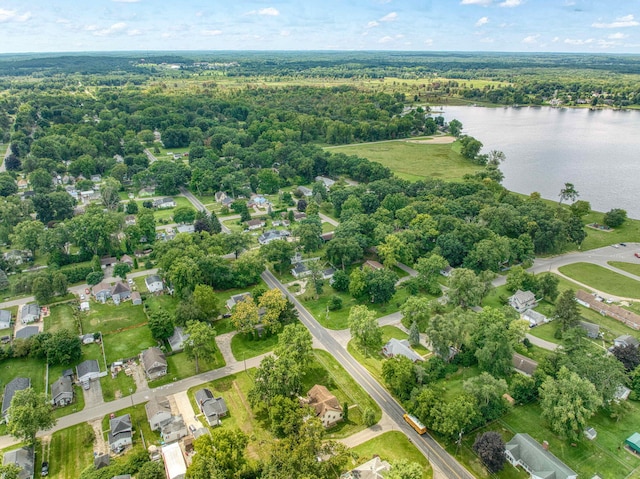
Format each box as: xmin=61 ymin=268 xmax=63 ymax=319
xmin=145 ymin=275 xmax=164 ymax=293
xmin=522 ymin=309 xmax=548 ymax=328
xmin=322 ymin=268 xmax=336 ymax=280
xmin=161 ymin=416 xmax=188 ymax=443
xmin=0 ymin=310 xmax=11 ymax=329
xmin=3 ymin=446 xmax=34 ymax=479
xmin=19 ymin=303 xmax=39 ymax=324
xmin=125 ymin=215 xmax=137 ymax=226
xmin=100 ymin=256 xmax=118 ymax=268
xmin=297 ymin=186 xmax=313 ymax=197
xmin=440 ymin=265 xmax=454 ymax=277
xmin=145 ymin=396 xmax=172 ymax=431
xmin=584 ymin=427 xmax=597 ymax=440
xmin=505 ymin=433 xmax=577 ymax=479
xmin=291 ymin=262 xmax=311 ymax=279
xmin=92 ymin=282 xmax=112 ymax=303
xmin=625 ymin=432 xmax=640 ymax=455
xmin=76 ymin=359 xmax=100 ymax=387
xmin=315 ymin=176 xmax=336 ymax=188
xmin=131 ymin=292 xmax=142 ymax=306
xmin=258 ymin=230 xmax=290 ymax=245
xmin=340 ymin=456 xmax=391 ymax=479
xmin=93 ymin=453 xmax=110 ymax=470
xmin=293 ymin=211 xmax=307 ymax=221
xmin=614 ymin=334 xmax=639 ymax=349
xmin=141 ymin=347 xmax=168 ymax=380
xmin=16 ymin=179 xmax=28 ymax=189
xmin=15 ymin=326 xmax=39 ymax=339
xmin=513 ymin=353 xmax=538 ymax=377
xmin=162 ymin=442 xmax=187 ymax=479
xmin=90 ymin=174 xmax=102 ymax=183
xmin=3 ymin=250 xmax=25 ymax=266
xmin=168 ymin=327 xmax=189 ymax=352
xmin=80 ymin=301 xmax=90 ymax=311
xmin=382 ymin=338 xmax=423 ymax=363
xmin=51 ymin=376 xmax=73 ymax=407
xmin=120 ymin=254 xmax=134 ymax=267
xmin=226 ymin=292 xmax=252 ymax=310
xmin=153 ymin=197 xmax=176 ymax=209
xmin=108 ymin=414 xmax=133 ymax=452
xmin=195 ymin=388 xmax=228 ymax=426
xmin=81 ymin=333 xmax=95 ymax=344
xmin=176 ymin=224 xmax=195 ymax=234
xmin=246 ymin=218 xmax=266 ymax=230
xmin=215 ymin=191 xmax=228 ymax=203
xmin=249 ymin=195 xmax=268 ymax=208
xmin=363 ymin=260 xmax=384 ymax=271
xmin=579 ymin=320 xmax=600 ymax=339
xmin=2 ymin=377 xmax=30 ymax=419
xmin=615 ymin=385 xmax=632 ymax=401
xmin=305 ymin=385 xmax=343 ymax=428
xmin=221 ymin=196 xmax=234 ymax=208
xmin=508 ymin=290 xmax=537 ymax=313
xmin=110 ymin=281 xmax=131 ymax=304
xmin=320 ymin=232 xmax=334 ymax=242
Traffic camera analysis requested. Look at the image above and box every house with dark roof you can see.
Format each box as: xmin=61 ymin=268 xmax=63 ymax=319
xmin=51 ymin=376 xmax=73 ymax=407
xmin=305 ymin=385 xmax=343 ymax=428
xmin=0 ymin=309 xmax=11 ymax=330
xmin=92 ymin=282 xmax=112 ymax=303
xmin=195 ymin=388 xmax=228 ymax=426
xmin=3 ymin=446 xmax=34 ymax=479
xmin=120 ymin=254 xmax=134 ymax=267
xmin=141 ymin=347 xmax=167 ymax=380
xmin=226 ymin=292 xmax=252 ymax=310
xmin=77 ymin=359 xmax=100 ymax=387
xmin=93 ymin=453 xmax=110 ymax=470
xmin=2 ymin=377 xmax=31 ymax=419
xmin=579 ymin=320 xmax=600 ymax=339
xmin=19 ymin=303 xmax=39 ymax=324
xmin=145 ymin=396 xmax=172 ymax=431
xmin=505 ymin=433 xmax=577 ymax=479
xmin=258 ymin=229 xmax=290 ymax=245
xmin=15 ymin=326 xmax=39 ymax=339
xmin=513 ymin=353 xmax=538 ymax=377
xmin=109 ymin=414 xmax=133 ymax=452
xmin=215 ymin=191 xmax=228 ymax=203
xmin=382 ymin=338 xmax=423 ymax=363
xmin=614 ymin=334 xmax=639 ymax=349
xmin=168 ymin=327 xmax=189 ymax=352
xmin=145 ymin=275 xmax=164 ymax=293
xmin=153 ymin=197 xmax=176 ymax=209
xmin=110 ymin=281 xmax=131 ymax=304
xmin=291 ymin=262 xmax=311 ymax=279
xmin=508 ymin=290 xmax=537 ymax=313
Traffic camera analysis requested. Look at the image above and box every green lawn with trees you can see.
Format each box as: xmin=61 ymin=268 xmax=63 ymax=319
xmin=48 ymin=423 xmax=95 ymax=479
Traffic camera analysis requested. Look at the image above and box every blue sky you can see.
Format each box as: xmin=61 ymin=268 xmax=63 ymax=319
xmin=1 ymin=0 xmax=640 ymax=53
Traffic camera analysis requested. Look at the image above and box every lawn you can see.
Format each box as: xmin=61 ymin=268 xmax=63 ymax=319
xmin=558 ymin=263 xmax=640 ymax=299
xmin=134 ymin=196 xmax=193 ymax=221
xmin=0 ymin=357 xmax=46 ymax=393
xmin=321 ymin=221 xmax=335 ymax=233
xmin=45 ymin=304 xmax=79 ymax=334
xmin=324 ymin=139 xmax=481 ymax=182
xmin=100 ymin=371 xmax=136 ymax=402
xmin=102 ymin=325 xmax=156 ymax=363
xmin=349 ymin=431 xmax=433 ymax=479
xmin=148 ymin=350 xmax=225 ymax=388
xmin=47 ymin=423 xmax=95 ymax=479
xmin=230 ymin=331 xmax=279 ymax=361
xmin=581 ymin=213 xmax=640 ymax=251
xmin=80 ymin=301 xmax=148 ymax=335
xmin=609 ymin=261 xmax=640 ymax=276
xmin=52 ymin=385 xmax=86 ymax=419
xmin=143 ymin=294 xmax=180 ymax=317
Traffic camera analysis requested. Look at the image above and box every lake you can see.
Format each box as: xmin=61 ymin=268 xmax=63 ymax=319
xmin=441 ymin=106 xmax=640 ymax=219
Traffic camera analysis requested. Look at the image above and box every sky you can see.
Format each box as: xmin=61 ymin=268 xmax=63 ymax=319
xmin=1 ymin=0 xmax=640 ymax=54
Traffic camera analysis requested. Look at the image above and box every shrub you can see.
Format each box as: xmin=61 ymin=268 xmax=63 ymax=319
xmin=327 ymin=295 xmax=343 ymax=311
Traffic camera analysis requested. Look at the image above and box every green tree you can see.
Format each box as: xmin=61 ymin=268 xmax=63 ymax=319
xmin=447 ymin=268 xmax=491 ymax=308
xmin=7 ymin=388 xmax=56 ymax=445
xmin=463 ymin=372 xmax=509 ymax=421
xmin=86 ymin=271 xmax=104 ymax=286
xmin=183 ymin=320 xmax=218 ymax=374
xmin=0 ymin=464 xmax=21 ymax=479
xmin=539 ymin=366 xmax=602 ymax=441
xmin=348 ymin=305 xmax=382 ymax=355
xmin=386 ymin=460 xmax=423 ymax=479
xmin=430 ymin=394 xmax=479 ymax=439
xmin=32 ymin=276 xmax=54 ymax=304
xmin=192 ymin=284 xmax=222 ymax=322
xmin=225 ymin=232 xmax=251 ymax=259
xmin=29 ymin=169 xmax=53 ymax=192
xmin=261 ymin=237 xmax=295 ymax=273
xmin=473 ymin=432 xmax=506 ymax=474
xmin=137 ymin=461 xmax=165 ymax=479
xmin=448 ymin=119 xmax=463 ymax=137
xmin=230 ymin=296 xmax=260 ymax=335
xmin=408 ymin=321 xmax=420 ymax=346
xmin=173 ymin=206 xmax=197 ymax=224
xmin=126 ymin=200 xmax=139 ymax=215
xmin=427 ymin=309 xmax=471 ymax=361
xmin=137 ymin=208 xmax=156 ymax=243
xmin=0 ymin=174 xmax=18 ymax=197
xmin=258 ymin=288 xmax=289 ymax=334
xmin=603 ymin=208 xmax=627 ymax=228
xmin=325 ymin=237 xmax=363 ymax=269
xmin=113 ymin=263 xmax=131 ymax=280
xmin=188 ymin=428 xmax=248 ymax=479
xmin=100 ymin=177 xmax=122 ymax=211
xmin=364 ymin=268 xmax=397 ymax=304
xmin=45 ymin=329 xmax=82 ymax=365
xmin=414 ymin=254 xmax=448 ymax=295
xmin=558 ymin=182 xmax=579 ymax=205
xmin=148 ymin=310 xmax=174 ymax=342
xmin=275 ymin=324 xmax=313 ymax=367
xmin=554 ymin=289 xmax=580 ymax=332
xmin=382 ymin=355 xmax=417 ymax=400
xmin=10 ymin=220 xmax=45 ymax=257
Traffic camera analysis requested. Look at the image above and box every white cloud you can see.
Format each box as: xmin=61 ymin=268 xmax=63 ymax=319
xmin=461 ymin=0 xmax=492 ymax=5
xmin=564 ymin=38 xmax=593 ymax=45
xmin=476 ymin=16 xmax=489 ymax=27
xmin=552 ymin=36 xmax=560 ymax=42
xmin=202 ymin=29 xmax=223 ymax=36
xmin=246 ymin=7 xmax=280 ymax=16
xmin=608 ymin=32 xmax=627 ymax=39
xmin=522 ymin=34 xmax=539 ymax=44
xmin=424 ymin=38 xmax=433 ymax=46
xmin=378 ymin=35 xmax=394 ymax=43
xmin=127 ymin=29 xmax=142 ymax=36
xmin=280 ymin=30 xmax=290 ymax=37
xmin=92 ymin=22 xmax=127 ymax=36
xmin=597 ymin=39 xmax=615 ymax=48
xmin=592 ymin=14 xmax=639 ymax=28
xmin=499 ymin=0 xmax=522 ymax=7
xmin=367 ymin=20 xmax=379 ymax=28
xmin=0 ymin=9 xmax=31 ymax=23
xmin=380 ymin=12 xmax=397 ymax=22
xmin=480 ymin=37 xmax=495 ymax=43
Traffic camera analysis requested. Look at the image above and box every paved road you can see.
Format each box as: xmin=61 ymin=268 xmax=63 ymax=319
xmin=179 ymin=186 xmax=232 ymax=234
xmin=1 ymin=143 xmax=9 ymax=173
xmin=261 ymin=269 xmax=474 ymax=479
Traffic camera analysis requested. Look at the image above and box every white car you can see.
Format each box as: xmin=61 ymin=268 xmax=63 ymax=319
xmin=80 ymin=294 xmax=85 ymax=300
xmin=127 ymin=279 xmax=133 ymax=285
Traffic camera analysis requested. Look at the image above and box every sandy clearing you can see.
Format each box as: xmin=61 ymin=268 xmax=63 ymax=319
xmin=404 ymin=136 xmax=456 ymax=144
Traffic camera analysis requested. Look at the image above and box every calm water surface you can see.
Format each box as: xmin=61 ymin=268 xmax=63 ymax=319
xmin=441 ymin=106 xmax=640 ymax=219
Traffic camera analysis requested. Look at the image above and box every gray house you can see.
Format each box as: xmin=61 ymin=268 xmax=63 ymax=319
xmin=505 ymin=433 xmax=577 ymax=479
xmin=381 ymin=338 xmax=423 ymax=363
xmin=161 ymin=415 xmax=188 ymax=443
xmin=131 ymin=291 xmax=142 ymax=306
xmin=508 ymin=290 xmax=537 ymax=313
xmin=77 ymin=359 xmax=100 ymax=387
xmin=0 ymin=309 xmax=11 ymax=329
xmin=195 ymin=388 xmax=228 ymax=426
xmin=91 ymin=282 xmax=112 ymax=302
xmin=258 ymin=229 xmax=290 ymax=245
xmin=51 ymin=376 xmax=73 ymax=407
xmin=15 ymin=326 xmax=39 ymax=339
xmin=614 ymin=334 xmax=639 ymax=349
xmin=226 ymin=292 xmax=252 ymax=310
xmin=168 ymin=327 xmax=189 ymax=352
xmin=145 ymin=275 xmax=164 ymax=293
xmin=145 ymin=397 xmax=173 ymax=431
xmin=579 ymin=320 xmax=600 ymax=339
xmin=20 ymin=303 xmax=39 ymax=324
xmin=522 ymin=309 xmax=547 ymax=328
xmin=110 ymin=282 xmax=131 ymax=304
xmin=3 ymin=446 xmax=34 ymax=479
xmin=2 ymin=377 xmax=31 ymax=419
xmin=109 ymin=414 xmax=133 ymax=452
xmin=141 ymin=347 xmax=167 ymax=380
xmin=513 ymin=353 xmax=538 ymax=377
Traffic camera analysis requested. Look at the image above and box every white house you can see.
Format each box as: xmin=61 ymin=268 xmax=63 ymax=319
xmin=19 ymin=303 xmax=40 ymax=324
xmin=382 ymin=338 xmax=423 ymax=363
xmin=153 ymin=197 xmax=176 ymax=209
xmin=522 ymin=309 xmax=548 ymax=328
xmin=109 ymin=414 xmax=133 ymax=452
xmin=304 ymin=385 xmax=343 ymax=428
xmin=505 ymin=433 xmax=577 ymax=479
xmin=0 ymin=310 xmax=11 ymax=330
xmin=508 ymin=290 xmax=537 ymax=313
xmin=145 ymin=275 xmax=164 ymax=293
xmin=162 ymin=442 xmax=187 ymax=479
xmin=145 ymin=397 xmax=173 ymax=431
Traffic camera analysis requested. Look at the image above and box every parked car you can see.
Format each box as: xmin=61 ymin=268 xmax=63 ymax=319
xmin=635 ymin=252 xmax=640 ymax=258
xmin=620 ymin=243 xmax=627 ymax=247
xmin=41 ymin=461 xmax=49 ymax=476
xmin=80 ymin=294 xmax=85 ymax=300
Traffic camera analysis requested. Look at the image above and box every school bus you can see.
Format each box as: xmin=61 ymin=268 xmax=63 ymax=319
xmin=404 ymin=413 xmax=427 ymax=435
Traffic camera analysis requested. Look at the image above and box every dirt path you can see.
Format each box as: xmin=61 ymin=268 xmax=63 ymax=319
xmin=89 ymin=419 xmax=108 ymax=455
xmin=215 ymin=332 xmax=237 ymax=364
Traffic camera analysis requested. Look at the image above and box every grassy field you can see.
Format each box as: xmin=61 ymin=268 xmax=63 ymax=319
xmin=0 ymin=357 xmax=46 ymax=393
xmin=324 ymin=139 xmax=481 ymax=182
xmin=45 ymin=304 xmax=79 ymax=334
xmin=100 ymin=371 xmax=136 ymax=402
xmin=80 ymin=301 xmax=147 ymax=335
xmin=609 ymin=261 xmax=640 ymax=276
xmin=52 ymin=385 xmax=86 ymax=419
xmin=230 ymin=331 xmax=279 ymax=361
xmin=102 ymin=325 xmax=156 ymax=363
xmin=47 ymin=423 xmax=95 ymax=479
xmin=558 ymin=263 xmax=640 ymax=299
xmin=581 ymin=213 xmax=640 ymax=251
xmin=134 ymin=196 xmax=193 ymax=221
xmin=349 ymin=431 xmax=433 ymax=479
xmin=148 ymin=350 xmax=225 ymax=388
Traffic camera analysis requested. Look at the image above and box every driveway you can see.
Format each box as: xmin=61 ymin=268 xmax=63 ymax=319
xmin=172 ymin=391 xmax=203 ymax=433
xmin=82 ymin=379 xmax=104 ymax=408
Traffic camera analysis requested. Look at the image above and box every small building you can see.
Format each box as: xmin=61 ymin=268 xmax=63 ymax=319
xmin=176 ymin=224 xmax=195 ymax=234
xmin=226 ymin=292 xmax=252 ymax=310
xmin=80 ymin=301 xmax=90 ymax=311
xmin=625 ymin=432 xmax=640 ymax=455
xmin=363 ymin=260 xmax=384 ymax=271
xmin=124 ymin=215 xmax=137 ymax=226
xmin=322 ymin=268 xmax=336 ymax=280
xmin=215 ymin=191 xmax=228 ymax=203
xmin=584 ymin=427 xmax=597 ymax=440
xmin=246 ymin=218 xmax=266 ymax=230
xmin=100 ymin=256 xmax=117 ymax=268
xmin=305 ymin=385 xmax=343 ymax=428
xmin=168 ymin=327 xmax=189 ymax=352
xmin=3 ymin=250 xmax=26 ymax=266
xmin=291 ymin=262 xmax=311 ymax=279
xmin=15 ymin=326 xmax=39 ymax=340
xmin=293 ymin=211 xmax=307 ymax=221
xmin=162 ymin=442 xmax=187 ymax=479
xmin=382 ymin=338 xmax=423 ymax=363
xmin=512 ymin=353 xmax=538 ymax=377
xmin=3 ymin=446 xmax=34 ymax=479
xmin=51 ymin=376 xmax=73 ymax=407
xmin=195 ymin=388 xmax=228 ymax=427
xmin=505 ymin=433 xmax=577 ymax=479
xmin=615 ymin=385 xmax=632 ymax=402
xmin=297 ymin=186 xmax=313 ymax=197
xmin=579 ymin=320 xmax=600 ymax=339
xmin=145 ymin=275 xmax=164 ymax=293
xmin=153 ymin=197 xmax=176 ymax=209
xmin=320 ymin=232 xmax=334 ymax=242
xmin=76 ymin=359 xmax=100 ymax=386
xmin=93 ymin=453 xmax=110 ymax=470
xmin=258 ymin=229 xmax=290 ymax=245
xmin=161 ymin=416 xmax=188 ymax=443
xmin=522 ymin=309 xmax=548 ymax=328
xmin=20 ymin=303 xmax=40 ymax=324
xmin=340 ymin=456 xmax=390 ymax=479
xmin=508 ymin=290 xmax=537 ymax=313
xmin=91 ymin=282 xmax=112 ymax=303
xmin=131 ymin=291 xmax=142 ymax=306
xmin=110 ymin=281 xmax=131 ymax=304
xmin=614 ymin=334 xmax=639 ymax=349
xmin=315 ymin=176 xmax=336 ymax=188
xmin=0 ymin=309 xmax=11 ymax=329
xmin=145 ymin=396 xmax=172 ymax=431
xmin=141 ymin=347 xmax=168 ymax=380
xmin=440 ymin=265 xmax=454 ymax=277
xmin=120 ymin=254 xmax=134 ymax=267
xmin=2 ymin=377 xmax=31 ymax=419
xmin=81 ymin=333 xmax=95 ymax=345
xmin=108 ymin=414 xmax=133 ymax=452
